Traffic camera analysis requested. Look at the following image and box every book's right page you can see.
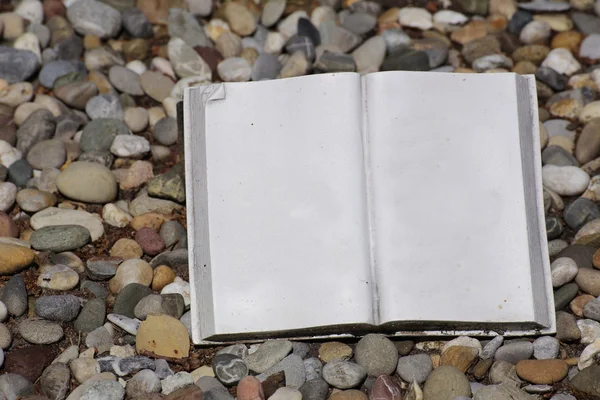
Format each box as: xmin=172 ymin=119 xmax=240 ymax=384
xmin=363 ymin=71 xmax=554 ymax=334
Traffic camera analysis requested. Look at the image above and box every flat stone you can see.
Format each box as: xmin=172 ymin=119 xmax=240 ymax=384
xmin=109 ymin=66 xmax=144 ymax=96
xmin=136 ymin=314 xmax=190 ymax=359
xmin=40 ymin=362 xmax=71 ymax=400
xmin=34 ymin=294 xmax=81 ymax=322
xmin=85 ymin=93 xmax=123 ymax=120
xmin=495 ymin=342 xmax=534 ymax=364
xmin=31 ymin=225 xmax=90 ymax=252
xmin=244 ymin=340 xmax=292 ymax=374
xmin=31 ymin=207 xmax=104 ymax=241
xmin=213 ymin=354 xmax=248 ymax=386
xmin=318 ymin=342 xmax=352 ymax=363
xmin=79 ymin=379 xmax=125 ymax=400
xmin=322 ymin=361 xmax=367 ymax=389
xmin=0 ymin=244 xmax=35 ymax=275
xmin=126 ymin=369 xmax=162 ymax=398
xmin=168 ymin=38 xmax=211 ymax=80
xmin=109 ymin=258 xmax=153 ymax=293
xmin=533 ymin=336 xmax=560 ymax=359
xmin=66 ymin=0 xmax=122 ymax=39
xmin=75 ymin=297 xmax=106 ymax=333
xmin=256 ymin=354 xmax=306 ymax=389
xmin=37 ymin=264 xmax=80 ymax=290
xmin=113 ymin=283 xmax=153 ymax=317
xmin=168 ymin=8 xmax=210 ymax=48
xmin=396 ymin=354 xmax=432 ymax=384
xmin=16 ymin=109 xmax=56 ymax=156
xmin=122 ymin=7 xmax=153 ymax=38
xmin=19 ymin=318 xmax=63 ymax=344
xmin=1 ymin=274 xmax=27 ymax=316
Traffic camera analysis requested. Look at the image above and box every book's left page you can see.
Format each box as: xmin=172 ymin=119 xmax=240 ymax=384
xmin=184 ymin=73 xmax=374 ymax=344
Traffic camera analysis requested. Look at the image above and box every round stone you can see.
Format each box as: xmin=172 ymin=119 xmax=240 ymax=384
xmin=0 ymin=182 xmax=17 ymax=212
xmin=109 ymin=258 xmax=153 ymax=293
xmin=153 ymin=117 xmax=178 ymax=146
xmin=533 ymin=336 xmax=560 ymax=360
xmin=152 ymin=265 xmax=177 ymax=291
xmin=542 ymin=165 xmax=589 ymax=196
xmin=551 ymin=257 xmax=578 ymax=287
xmin=126 ymin=369 xmax=162 ymax=398
xmin=354 ymin=334 xmax=398 ymax=376
xmin=140 ymin=71 xmax=175 ymax=103
xmin=124 ymin=107 xmax=149 ymax=133
xmin=224 ymin=2 xmax=256 ymax=36
xmin=135 ymin=227 xmax=165 ymax=256
xmin=110 ymin=238 xmax=144 ymax=259
xmin=56 ymin=161 xmax=117 ymax=203
xmin=515 ymin=359 xmax=568 ymax=384
xmin=422 ymin=366 xmax=471 ymax=400
xmin=110 ymin=135 xmax=150 ymax=158
xmin=74 ymin=298 xmax=106 ymax=333
xmin=80 ymin=380 xmax=125 ymax=400
xmin=31 ymin=207 xmax=105 ymax=242
xmin=19 ymin=318 xmax=64 ymax=344
xmin=213 ymin=354 xmax=249 ymax=386
xmin=85 ymin=93 xmax=124 ymax=120
xmin=319 ymin=342 xmax=353 ymax=363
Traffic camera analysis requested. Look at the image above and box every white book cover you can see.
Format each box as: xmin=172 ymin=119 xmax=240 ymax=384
xmin=183 ymin=71 xmax=555 ymax=344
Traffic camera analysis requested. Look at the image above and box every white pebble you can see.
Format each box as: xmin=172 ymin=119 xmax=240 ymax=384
xmin=126 ymin=60 xmax=147 ymax=75
xmin=110 ymin=135 xmax=151 ymax=158
xmin=542 ymin=48 xmax=581 ymax=76
xmin=151 ymin=57 xmax=177 ymax=80
xmin=102 ymin=203 xmax=132 ymax=228
xmin=433 ymin=10 xmax=468 ymax=25
xmin=0 ymin=182 xmax=17 ymax=212
xmin=519 ymin=20 xmax=551 ymax=44
xmin=542 ymin=165 xmax=590 ymax=196
xmin=398 ymin=7 xmax=433 ymax=30
xmin=264 ymin=32 xmax=286 ymax=54
xmin=161 ymin=372 xmax=194 ymax=395
xmin=269 ymin=387 xmax=302 ymax=400
xmin=550 ymin=257 xmax=578 ymax=287
xmin=107 ymin=313 xmax=140 ymax=335
xmin=578 ymin=319 xmax=600 ymax=344
xmin=161 ymin=277 xmax=191 ymax=306
xmin=580 ymin=101 xmax=600 ymax=123
xmin=0 ymin=302 xmax=7 ymax=322
xmin=162 ymin=97 xmax=178 ymax=119
xmin=15 ymin=0 xmax=43 ymax=24
xmin=14 ymin=32 xmax=41 ymax=63
xmin=0 ymin=141 xmax=23 ymax=168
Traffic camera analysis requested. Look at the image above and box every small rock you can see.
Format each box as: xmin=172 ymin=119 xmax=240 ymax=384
xmin=398 ymin=7 xmax=432 ymax=30
xmin=495 ymin=341 xmax=534 ymax=364
xmin=19 ymin=318 xmax=64 ymax=344
xmin=533 ymin=336 xmax=560 ymax=359
xmin=322 ymin=361 xmax=366 ymax=389
xmin=66 ymin=0 xmax=122 ymax=39
xmin=74 ymin=297 xmax=106 ymax=333
xmin=112 ymin=283 xmax=153 ymax=317
xmin=126 ymin=369 xmax=162 ymax=398
xmin=34 ymin=294 xmax=81 ymax=322
xmin=136 ymin=314 xmax=190 ymax=359
xmin=37 ymin=264 xmax=80 ymax=290
xmin=31 ymin=225 xmax=91 ymax=252
xmin=516 ymin=359 xmax=568 ymax=384
xmin=542 ymin=165 xmax=589 ymax=195
xmin=396 ymin=354 xmax=432 ymax=384
xmin=110 ymin=135 xmax=150 ymax=158
xmin=1 ymin=274 xmax=27 ymax=316
xmin=422 ymin=366 xmax=471 ymax=400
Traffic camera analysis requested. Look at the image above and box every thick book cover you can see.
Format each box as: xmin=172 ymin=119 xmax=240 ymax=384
xmin=183 ymin=71 xmax=555 ymax=345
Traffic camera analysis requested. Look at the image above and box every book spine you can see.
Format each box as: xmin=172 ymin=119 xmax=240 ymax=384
xmin=361 ymin=78 xmax=381 ymax=326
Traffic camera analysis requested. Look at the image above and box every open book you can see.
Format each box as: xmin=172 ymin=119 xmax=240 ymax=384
xmin=183 ymin=72 xmax=555 ymax=344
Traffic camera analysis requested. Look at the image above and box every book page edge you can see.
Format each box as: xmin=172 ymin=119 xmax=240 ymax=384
xmin=184 ymin=83 xmax=226 ymax=344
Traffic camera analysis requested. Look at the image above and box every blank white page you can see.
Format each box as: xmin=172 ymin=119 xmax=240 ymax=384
xmin=364 ymin=72 xmax=545 ymax=327
xmin=194 ymin=73 xmax=373 ymax=338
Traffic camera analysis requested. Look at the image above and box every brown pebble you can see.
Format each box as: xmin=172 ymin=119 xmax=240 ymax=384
xmin=130 ymin=212 xmax=171 ymax=231
xmin=238 ymin=376 xmax=265 ymax=400
xmin=166 ymin=385 xmax=202 ymax=400
xmin=471 ymin=358 xmax=493 ymax=380
xmin=195 ymin=46 xmax=223 ymax=74
xmin=515 ymin=359 xmax=568 ymax=384
xmin=330 ymin=390 xmax=367 ymax=400
xmin=152 ymin=265 xmax=176 ymax=291
xmin=319 ymin=342 xmax=353 ymax=362
xmin=440 ymin=346 xmax=478 ymax=373
xmin=5 ymin=345 xmax=56 ymax=382
xmin=0 ymin=211 xmax=18 ymax=237
xmin=135 ymin=227 xmax=165 ymax=256
xmin=564 ymin=357 xmax=579 ymax=366
xmin=43 ymin=0 xmax=66 ymax=20
xmin=262 ymin=370 xmax=285 ymax=399
xmin=110 ymin=238 xmax=144 ymax=260
xmin=551 ymin=31 xmax=583 ymax=53
xmin=570 ymin=294 xmax=596 ymax=317
xmin=83 ymin=35 xmax=101 ymax=50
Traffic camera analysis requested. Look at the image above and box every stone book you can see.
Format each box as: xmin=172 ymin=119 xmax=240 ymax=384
xmin=183 ymin=71 xmax=555 ymax=345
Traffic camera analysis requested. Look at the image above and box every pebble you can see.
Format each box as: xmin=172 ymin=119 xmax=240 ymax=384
xmin=86 ymin=93 xmax=124 ymax=120
xmin=79 ymin=379 xmax=125 ymax=400
xmin=576 ymin=266 xmax=600 ymax=295
xmin=66 ymin=0 xmax=122 ymax=39
xmin=109 ymin=66 xmax=144 ymax=96
xmin=580 ymin=34 xmax=600 ymax=59
xmin=38 ymin=264 xmax=80 ymax=290
xmin=31 ymin=225 xmax=91 ymax=252
xmin=542 ymin=48 xmax=581 ymax=75
xmin=161 ymin=372 xmax=194 ymax=395
xmin=1 ymin=274 xmax=27 ymax=317
xmin=396 ymin=354 xmax=432 ymax=384
xmin=56 ymin=161 xmax=117 ymax=203
xmin=124 ymin=107 xmax=149 ymax=133
xmin=533 ymin=336 xmax=560 ymax=359
xmin=577 ymin=319 xmax=600 ymax=343
xmin=213 ymin=354 xmax=248 ymax=386
xmin=85 ymin=326 xmax=114 ymax=354
xmin=520 ymin=20 xmax=551 ymax=44
xmin=19 ymin=318 xmax=64 ymax=344
xmin=542 ymin=165 xmax=589 ymax=195
xmin=168 ymin=8 xmax=210 ymax=48
xmin=422 ymin=366 xmax=471 ymax=400
xmin=322 ymin=361 xmax=366 ymax=389
xmin=168 ymin=38 xmax=212 ymax=80
xmin=109 ymin=258 xmax=153 ymax=293
xmin=126 ymin=369 xmax=162 ymax=398
xmin=122 ymin=8 xmax=153 ymax=38
xmin=352 ymin=36 xmax=386 ymax=73
xmin=398 ymin=7 xmax=433 ymax=30
xmin=551 ymin=257 xmax=579 ymax=287
xmin=218 ymin=57 xmax=252 ymax=82
xmin=256 ymin=354 xmax=306 ymax=389
xmin=107 ymin=313 xmax=141 ymax=335
xmin=0 ymin=47 xmax=40 ymax=84
xmin=75 ymin=297 xmax=106 ymax=333
xmin=495 ymin=341 xmax=534 ymax=364
xmin=354 ymin=334 xmax=398 ymax=376
xmin=244 ymin=340 xmax=292 ymax=373
xmin=40 ymin=362 xmax=71 ymax=400
xmin=110 ymin=135 xmax=150 ymax=158
xmin=0 ymin=243 xmax=35 ymax=275
xmin=35 ymin=294 xmax=81 ymax=322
